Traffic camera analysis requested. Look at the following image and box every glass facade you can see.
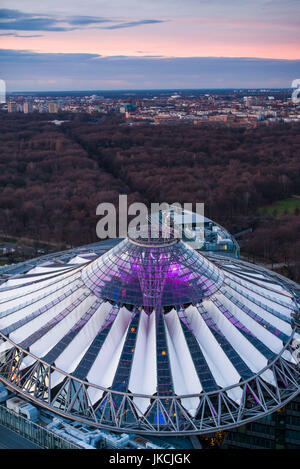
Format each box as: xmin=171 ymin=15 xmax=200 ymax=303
xmin=82 ymin=238 xmax=224 ymax=310
xmin=0 ymin=403 xmax=80 ymax=449
xmin=0 ymin=234 xmax=299 ymax=436
xmin=223 ymin=395 xmax=300 ymax=449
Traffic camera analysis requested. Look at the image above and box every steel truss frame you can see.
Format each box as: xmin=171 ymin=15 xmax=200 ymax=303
xmin=0 ymin=328 xmax=299 ymax=436
xmin=0 ymin=247 xmax=300 ymax=435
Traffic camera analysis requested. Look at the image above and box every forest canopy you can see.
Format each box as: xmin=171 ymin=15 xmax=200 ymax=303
xmin=0 ymin=113 xmax=299 ymax=278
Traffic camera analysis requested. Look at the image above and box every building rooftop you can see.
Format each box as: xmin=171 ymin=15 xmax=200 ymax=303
xmin=0 ymin=231 xmax=299 ymax=435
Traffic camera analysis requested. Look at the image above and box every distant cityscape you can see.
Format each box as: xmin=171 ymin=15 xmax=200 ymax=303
xmin=2 ymin=89 xmax=300 ymax=126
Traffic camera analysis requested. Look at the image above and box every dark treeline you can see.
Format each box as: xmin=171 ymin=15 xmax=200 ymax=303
xmin=63 ymin=119 xmax=300 ymax=221
xmin=0 ymin=114 xmax=133 ymax=246
xmin=0 ymin=114 xmax=299 ymax=278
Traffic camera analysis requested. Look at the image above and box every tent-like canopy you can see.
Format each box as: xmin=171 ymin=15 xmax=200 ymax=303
xmin=0 ymin=234 xmax=299 ymax=435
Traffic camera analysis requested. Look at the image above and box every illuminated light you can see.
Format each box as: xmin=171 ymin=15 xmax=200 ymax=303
xmin=0 ymin=220 xmax=298 ymax=436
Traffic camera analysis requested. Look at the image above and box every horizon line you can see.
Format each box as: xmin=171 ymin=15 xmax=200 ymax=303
xmin=7 ymin=87 xmax=293 ymax=94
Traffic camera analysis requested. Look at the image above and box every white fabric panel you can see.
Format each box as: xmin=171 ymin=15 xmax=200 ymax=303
xmin=28 ymin=295 xmax=96 ymax=359
xmin=81 ymin=253 xmax=97 ymax=259
xmin=246 ymin=288 xmax=293 ymax=317
xmin=293 ymin=331 xmax=300 ymax=342
xmin=25 ymin=265 xmax=73 ymax=275
xmin=0 ymin=278 xmax=81 ymax=329
xmin=225 ymin=271 xmax=294 ymax=309
xmin=281 ymin=349 xmax=296 ymax=363
xmin=219 ymin=293 xmax=285 ymax=355
xmin=240 ymin=273 xmax=294 ymax=300
xmin=50 ymin=369 xmax=65 ymax=389
xmin=87 ymin=307 xmax=133 ymax=405
xmin=19 ymin=354 xmax=35 ymax=370
xmin=67 ymin=256 xmax=90 ymax=265
xmin=1 ymin=271 xmax=64 ymax=290
xmin=1 ymin=268 xmax=73 ymax=290
xmin=0 ymin=269 xmax=81 ymax=311
xmin=20 ymin=302 xmax=113 ymax=377
xmin=248 ymin=278 xmax=293 ymax=305
xmin=0 ymin=340 xmax=13 ymax=354
xmin=237 ymin=272 xmax=286 ymax=291
xmin=164 ymin=309 xmax=201 ymax=416
xmin=226 ymin=285 xmax=292 ymax=336
xmin=229 ymin=279 xmax=293 ymax=317
xmin=129 ymin=310 xmax=157 ymax=415
xmin=51 ymin=302 xmax=113 ymax=386
xmin=185 ymin=305 xmax=243 ymax=403
xmin=204 ymin=299 xmax=275 ymax=386
xmin=282 ymin=331 xmax=300 ymax=363
xmin=8 ymin=285 xmax=84 ymax=345
xmin=239 ymin=272 xmax=268 ymax=280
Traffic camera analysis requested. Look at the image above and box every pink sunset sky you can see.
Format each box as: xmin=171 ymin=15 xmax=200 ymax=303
xmin=0 ymin=0 xmax=300 ymax=90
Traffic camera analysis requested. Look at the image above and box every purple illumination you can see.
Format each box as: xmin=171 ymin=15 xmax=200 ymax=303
xmin=245 ymin=384 xmax=260 ymax=405
xmin=213 ymin=298 xmax=254 ymax=336
xmin=81 ymin=237 xmax=224 ymax=311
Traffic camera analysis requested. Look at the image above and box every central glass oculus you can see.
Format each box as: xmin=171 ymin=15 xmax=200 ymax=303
xmin=82 ymin=232 xmax=224 ymax=313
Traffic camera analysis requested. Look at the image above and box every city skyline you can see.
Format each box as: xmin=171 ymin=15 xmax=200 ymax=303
xmin=0 ymin=1 xmax=300 ymax=90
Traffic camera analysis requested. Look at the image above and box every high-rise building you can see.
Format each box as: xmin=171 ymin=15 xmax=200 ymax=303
xmin=48 ymin=102 xmax=58 ymax=113
xmin=7 ymin=101 xmax=17 ymax=113
xmin=23 ymin=102 xmax=33 ymax=113
xmin=243 ymin=96 xmax=253 ymax=108
xmin=223 ymin=395 xmax=300 ymax=449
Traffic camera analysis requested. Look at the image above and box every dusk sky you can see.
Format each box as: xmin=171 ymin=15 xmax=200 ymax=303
xmin=0 ymin=0 xmax=300 ymax=90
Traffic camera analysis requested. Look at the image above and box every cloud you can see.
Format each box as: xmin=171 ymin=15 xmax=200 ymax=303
xmin=0 ymin=19 xmax=67 ymax=31
xmin=104 ymin=19 xmax=166 ymax=30
xmin=0 ymin=49 xmax=100 ymax=62
xmin=0 ymin=9 xmax=72 ymax=31
xmin=0 ymin=8 xmax=27 ymax=19
xmin=0 ymin=32 xmax=43 ymax=37
xmin=1 ymin=49 xmax=299 ymax=91
xmin=0 ymin=8 xmax=166 ymax=32
xmin=67 ymin=16 xmax=112 ymax=26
